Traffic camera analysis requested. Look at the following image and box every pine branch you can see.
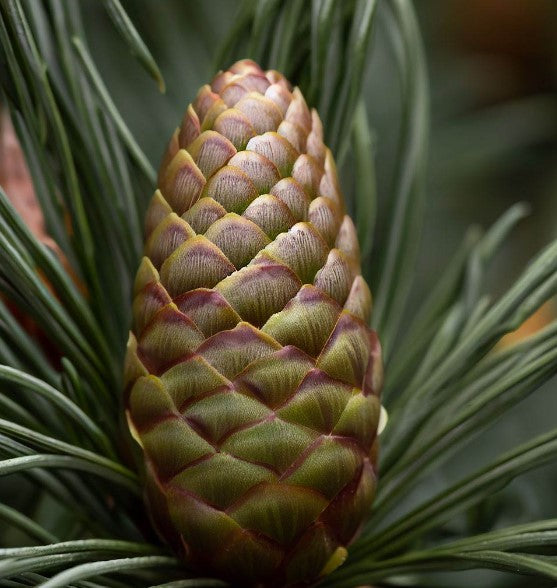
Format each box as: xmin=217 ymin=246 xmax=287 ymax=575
xmin=0 ymin=1 xmax=555 ymax=587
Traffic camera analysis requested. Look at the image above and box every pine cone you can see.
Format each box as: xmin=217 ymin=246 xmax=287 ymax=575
xmin=125 ymin=59 xmax=383 ymax=587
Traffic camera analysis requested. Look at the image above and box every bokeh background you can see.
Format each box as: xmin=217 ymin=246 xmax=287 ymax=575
xmin=2 ymin=1 xmax=556 ymax=586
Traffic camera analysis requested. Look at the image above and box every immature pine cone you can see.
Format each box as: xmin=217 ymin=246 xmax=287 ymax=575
xmin=125 ymin=60 xmax=383 ymax=587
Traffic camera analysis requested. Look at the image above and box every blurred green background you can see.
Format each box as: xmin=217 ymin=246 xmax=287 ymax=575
xmin=16 ymin=1 xmax=557 ymax=585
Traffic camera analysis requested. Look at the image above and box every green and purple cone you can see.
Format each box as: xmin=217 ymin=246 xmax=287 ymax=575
xmin=124 ymin=59 xmax=383 ymax=587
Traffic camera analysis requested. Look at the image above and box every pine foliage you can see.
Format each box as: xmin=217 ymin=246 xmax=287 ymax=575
xmin=0 ymin=0 xmax=556 ymax=586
